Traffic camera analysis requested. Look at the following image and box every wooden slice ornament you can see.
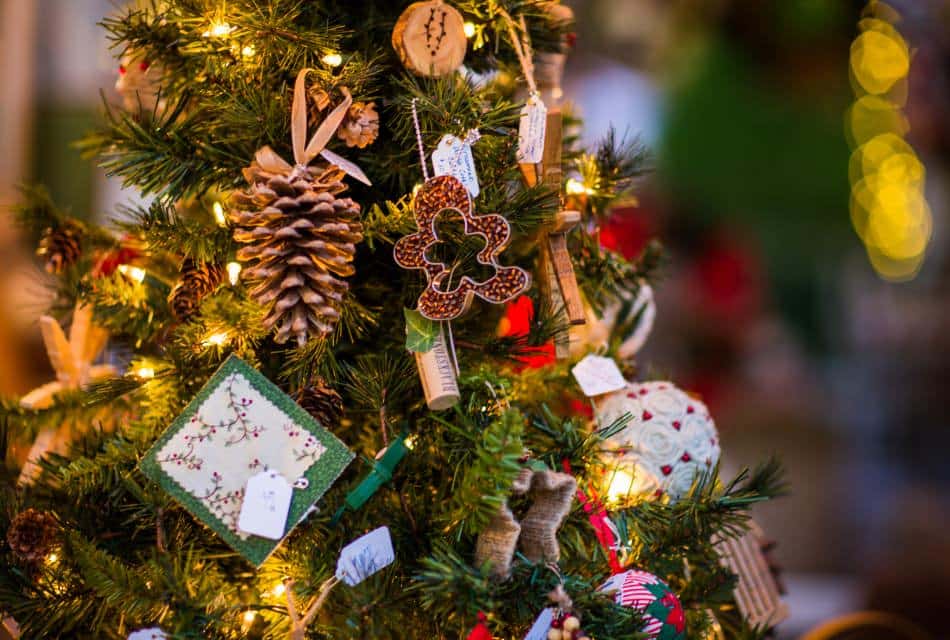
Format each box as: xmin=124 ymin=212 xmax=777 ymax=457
xmin=392 ymin=0 xmax=467 ymax=77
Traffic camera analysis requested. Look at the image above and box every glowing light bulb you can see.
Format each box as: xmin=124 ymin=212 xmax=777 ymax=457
xmin=322 ymin=52 xmax=343 ymax=67
xmin=46 ymin=552 xmax=59 ymax=565
xmin=271 ymin=582 xmax=286 ymax=597
xmin=203 ymin=21 xmax=233 ymax=38
xmin=203 ymin=332 xmax=230 ymax=347
xmin=463 ymin=22 xmax=476 ymax=38
xmin=566 ymin=178 xmax=592 ymax=196
xmin=404 ymin=435 xmax=417 ymax=450
xmin=242 ymin=610 xmax=257 ymax=624
xmin=117 ymin=264 xmax=146 ymax=283
xmin=605 ymin=468 xmax=635 ymax=504
xmin=136 ymin=366 xmax=155 ymax=379
xmin=212 ymin=201 xmax=227 ymax=226
xmin=227 ymin=261 xmax=242 ymax=286
xmin=241 ymin=44 xmax=256 ymax=58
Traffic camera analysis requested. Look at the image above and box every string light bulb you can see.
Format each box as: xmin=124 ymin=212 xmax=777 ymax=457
xmin=566 ymin=178 xmax=594 ymax=196
xmin=605 ymin=468 xmax=635 ymax=504
xmin=203 ymin=332 xmax=230 ymax=347
xmin=203 ymin=21 xmax=233 ymax=38
xmin=404 ymin=434 xmax=418 ymax=450
xmin=226 ymin=261 xmax=242 ymax=286
xmin=45 ymin=552 xmax=59 ymax=566
xmin=463 ymin=22 xmax=476 ymax=38
xmin=242 ymin=610 xmax=257 ymax=624
xmin=241 ymin=44 xmax=255 ymax=58
xmin=322 ymin=52 xmax=343 ymax=67
xmin=212 ymin=201 xmax=227 ymax=227
xmin=271 ymin=582 xmax=286 ymax=598
xmin=136 ymin=366 xmax=155 ymax=379
xmin=117 ymin=264 xmax=146 ymax=283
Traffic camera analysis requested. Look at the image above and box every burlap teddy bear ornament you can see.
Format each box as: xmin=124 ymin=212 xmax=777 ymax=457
xmin=475 ymin=467 xmax=576 ymax=578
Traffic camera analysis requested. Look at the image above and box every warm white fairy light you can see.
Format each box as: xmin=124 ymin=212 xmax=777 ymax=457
xmin=566 ymin=178 xmax=594 ymax=196
xmin=241 ymin=44 xmax=255 ymax=58
xmin=117 ymin=264 xmax=146 ymax=283
xmin=271 ymin=582 xmax=286 ymax=598
xmin=404 ymin=434 xmax=417 ymax=450
xmin=463 ymin=21 xmax=476 ymax=38
xmin=605 ymin=468 xmax=635 ymax=504
xmin=212 ymin=201 xmax=227 ymax=226
xmin=226 ymin=261 xmax=242 ymax=286
xmin=136 ymin=366 xmax=155 ymax=379
xmin=203 ymin=21 xmax=234 ymax=38
xmin=45 ymin=552 xmax=59 ymax=566
xmin=322 ymin=52 xmax=343 ymax=67
xmin=203 ymin=331 xmax=230 ymax=347
xmin=242 ymin=610 xmax=257 ymax=624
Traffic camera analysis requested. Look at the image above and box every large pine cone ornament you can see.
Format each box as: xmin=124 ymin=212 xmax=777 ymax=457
xmin=6 ymin=508 xmax=59 ymax=563
xmin=37 ymin=222 xmax=82 ymax=274
xmin=168 ymin=259 xmax=223 ymax=321
xmin=296 ymin=378 xmax=344 ymax=428
xmin=230 ymin=150 xmax=363 ymax=345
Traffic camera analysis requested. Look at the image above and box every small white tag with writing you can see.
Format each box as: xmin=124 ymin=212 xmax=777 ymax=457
xmin=237 ymin=470 xmax=293 ymax=540
xmin=523 ymin=608 xmax=555 ymax=640
xmin=517 ymin=94 xmax=547 ymax=164
xmin=128 ymin=629 xmax=168 ymax=640
xmin=432 ymin=133 xmax=480 ymax=197
xmin=571 ymin=354 xmax=627 ymax=397
xmin=335 ymin=526 xmax=395 ymax=586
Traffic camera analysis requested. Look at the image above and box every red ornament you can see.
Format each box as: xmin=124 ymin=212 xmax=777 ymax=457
xmin=467 ymin=612 xmax=492 ymax=640
xmin=498 ymin=296 xmax=555 ymax=370
xmin=118 ymin=65 xmax=126 ymax=75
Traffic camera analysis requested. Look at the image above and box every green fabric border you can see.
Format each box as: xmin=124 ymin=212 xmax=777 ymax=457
xmin=140 ymin=354 xmax=354 ymax=567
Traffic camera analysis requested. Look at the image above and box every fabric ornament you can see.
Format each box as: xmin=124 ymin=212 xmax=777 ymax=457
xmin=474 ymin=467 xmax=576 ymax=578
xmin=140 ymin=355 xmax=353 ymax=566
xmin=229 ymin=68 xmax=370 ymax=345
xmin=18 ymin=302 xmax=118 ymax=484
xmin=599 ymin=570 xmax=686 ymax=640
xmin=596 ymin=381 xmax=720 ymax=502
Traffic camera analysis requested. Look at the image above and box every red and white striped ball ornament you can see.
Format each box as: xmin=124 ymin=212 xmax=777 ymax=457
xmin=599 ymin=570 xmax=686 ymax=640
xmin=596 ymin=381 xmax=720 ymax=502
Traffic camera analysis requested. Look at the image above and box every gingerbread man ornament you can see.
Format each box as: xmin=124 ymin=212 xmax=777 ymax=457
xmin=394 ymin=175 xmax=530 ymax=320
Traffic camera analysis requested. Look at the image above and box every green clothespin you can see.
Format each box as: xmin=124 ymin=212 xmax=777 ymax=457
xmin=332 ymin=430 xmax=411 ymax=524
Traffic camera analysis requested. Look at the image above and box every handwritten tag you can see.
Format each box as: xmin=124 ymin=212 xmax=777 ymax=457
xmin=571 ymin=354 xmax=627 ymax=397
xmin=524 ymin=608 xmax=555 ymax=640
xmin=128 ymin=630 xmax=168 ymax=640
xmin=237 ymin=470 xmax=293 ymax=540
xmin=335 ymin=526 xmax=395 ymax=586
xmin=321 ymin=148 xmax=372 ymax=186
xmin=517 ymin=95 xmax=547 ymax=164
xmin=432 ymin=133 xmax=480 ymax=197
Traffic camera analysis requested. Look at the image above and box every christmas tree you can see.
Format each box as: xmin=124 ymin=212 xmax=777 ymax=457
xmin=1 ymin=2 xmax=786 ymax=638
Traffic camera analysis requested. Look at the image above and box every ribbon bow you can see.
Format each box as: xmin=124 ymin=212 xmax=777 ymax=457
xmin=254 ymin=68 xmax=371 ymax=185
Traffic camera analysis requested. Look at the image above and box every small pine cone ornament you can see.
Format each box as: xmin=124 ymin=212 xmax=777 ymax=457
xmin=6 ymin=508 xmax=58 ymax=563
xmin=296 ymin=378 xmax=344 ymax=428
xmin=168 ymin=259 xmax=223 ymax=321
xmin=337 ymin=101 xmax=379 ymax=148
xmin=37 ymin=222 xmax=82 ymax=274
xmin=230 ymin=153 xmax=363 ymax=345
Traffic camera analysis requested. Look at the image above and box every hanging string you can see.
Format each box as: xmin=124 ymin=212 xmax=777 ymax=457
xmin=284 ymin=576 xmax=341 ymax=640
xmin=411 ymin=98 xmax=429 ymax=181
xmin=498 ymin=9 xmax=537 ymax=95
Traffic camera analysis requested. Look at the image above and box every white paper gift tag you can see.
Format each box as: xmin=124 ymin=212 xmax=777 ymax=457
xmin=128 ymin=629 xmax=168 ymax=640
xmin=571 ymin=354 xmax=627 ymax=397
xmin=517 ymin=94 xmax=547 ymax=164
xmin=237 ymin=470 xmax=293 ymax=540
xmin=523 ymin=608 xmax=555 ymax=640
xmin=432 ymin=133 xmax=480 ymax=197
xmin=335 ymin=526 xmax=395 ymax=586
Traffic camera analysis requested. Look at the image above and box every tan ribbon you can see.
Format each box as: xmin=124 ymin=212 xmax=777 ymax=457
xmin=254 ymin=68 xmax=371 ymax=186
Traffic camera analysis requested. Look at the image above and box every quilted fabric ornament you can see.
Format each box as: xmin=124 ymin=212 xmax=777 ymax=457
xmin=140 ymin=355 xmax=353 ymax=566
xmin=599 ymin=570 xmax=686 ymax=640
xmin=596 ymin=381 xmax=720 ymax=501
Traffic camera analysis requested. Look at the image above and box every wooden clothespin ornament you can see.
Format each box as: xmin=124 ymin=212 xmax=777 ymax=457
xmin=18 ymin=302 xmax=117 ymax=484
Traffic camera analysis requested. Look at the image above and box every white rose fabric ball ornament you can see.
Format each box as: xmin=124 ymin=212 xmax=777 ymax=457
xmin=600 ymin=570 xmax=687 ymax=639
xmin=597 ymin=381 xmax=720 ymax=501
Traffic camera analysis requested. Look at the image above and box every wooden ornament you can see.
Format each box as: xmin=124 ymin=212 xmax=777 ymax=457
xmin=18 ymin=303 xmax=117 ymax=485
xmin=715 ymin=521 xmax=789 ymax=629
xmin=393 ymin=175 xmax=530 ymax=321
xmin=392 ymin=0 xmax=467 ymax=77
xmin=414 ymin=325 xmax=460 ymax=411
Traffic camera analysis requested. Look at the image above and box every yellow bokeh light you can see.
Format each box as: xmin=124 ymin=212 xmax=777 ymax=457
xmin=850 ymin=29 xmax=909 ymax=95
xmin=846 ymin=95 xmax=908 ymax=147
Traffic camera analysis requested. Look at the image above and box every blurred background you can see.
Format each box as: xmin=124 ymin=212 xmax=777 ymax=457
xmin=1 ymin=0 xmax=948 ymax=637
